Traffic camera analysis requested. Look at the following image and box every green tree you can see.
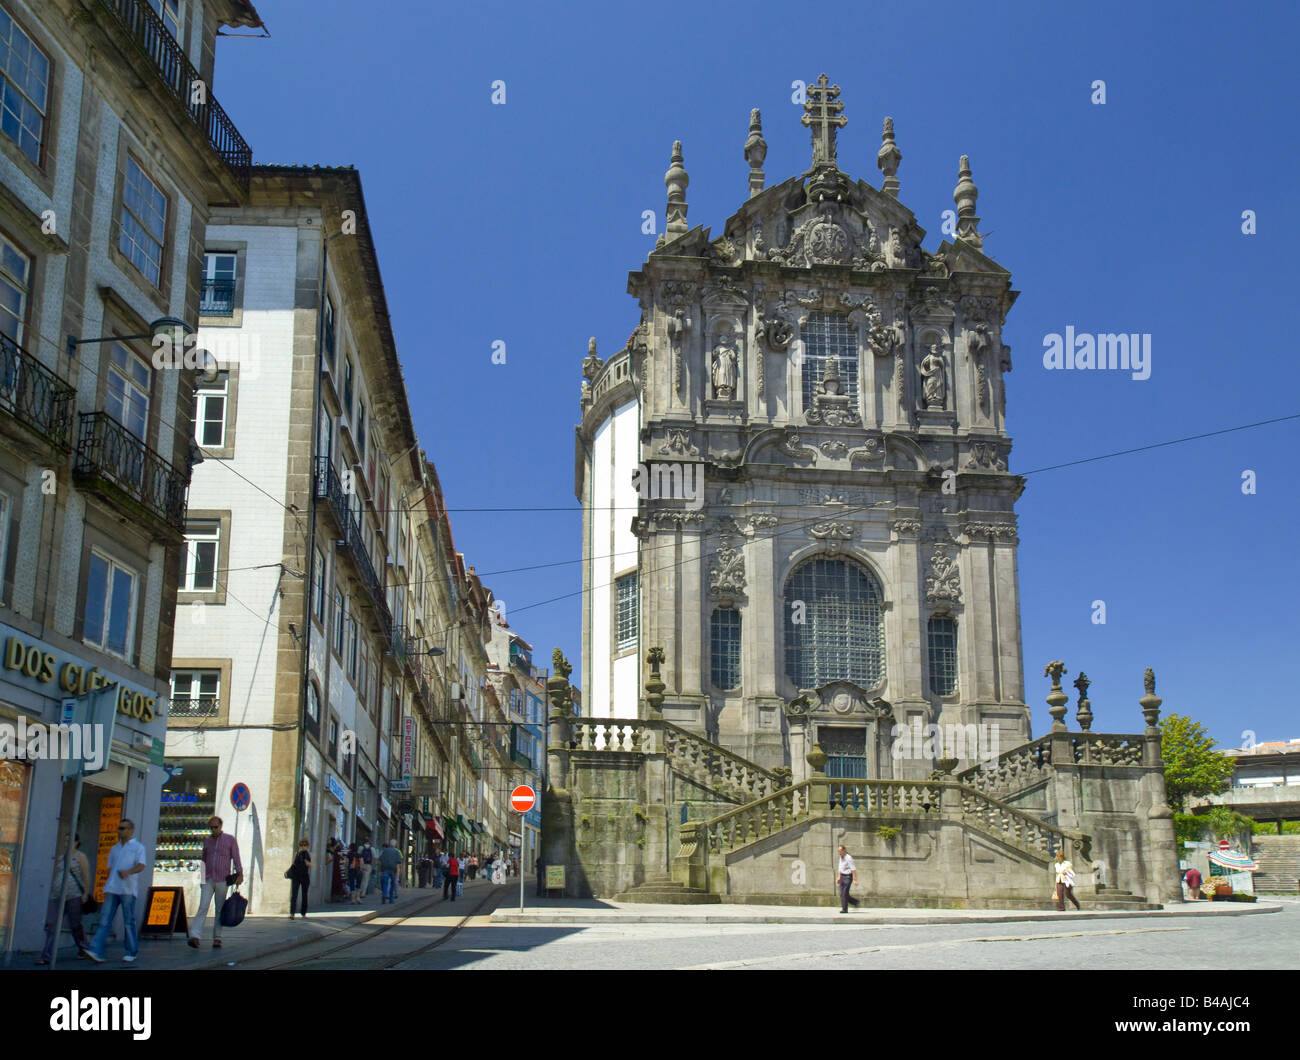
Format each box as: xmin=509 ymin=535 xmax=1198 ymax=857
xmin=1160 ymin=714 xmax=1235 ymax=811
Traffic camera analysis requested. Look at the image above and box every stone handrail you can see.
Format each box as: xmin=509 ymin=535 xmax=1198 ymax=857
xmin=704 ymin=782 xmax=814 ymax=855
xmin=1069 ymin=733 xmax=1145 ymax=766
xmin=566 ymin=717 xmax=774 ymax=804
xmin=827 ymin=779 xmax=943 ymax=815
xmin=955 ymin=734 xmax=1053 ymax=799
xmin=957 ymin=785 xmax=1084 ymax=864
xmin=659 ymin=720 xmax=774 ymax=803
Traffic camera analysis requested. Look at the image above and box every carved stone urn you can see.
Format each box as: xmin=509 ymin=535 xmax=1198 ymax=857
xmin=806 ymin=743 xmax=828 ymax=775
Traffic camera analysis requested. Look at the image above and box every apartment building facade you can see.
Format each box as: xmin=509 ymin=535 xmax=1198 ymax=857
xmin=0 ymin=0 xmax=259 ymax=953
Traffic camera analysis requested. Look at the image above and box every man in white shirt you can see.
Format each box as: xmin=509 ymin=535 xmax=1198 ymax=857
xmin=85 ymin=819 xmax=148 ymax=963
xmin=837 ymin=845 xmax=859 ymax=913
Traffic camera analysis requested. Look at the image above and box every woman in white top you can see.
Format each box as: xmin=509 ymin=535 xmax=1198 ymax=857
xmin=1053 ymin=848 xmax=1080 ymax=911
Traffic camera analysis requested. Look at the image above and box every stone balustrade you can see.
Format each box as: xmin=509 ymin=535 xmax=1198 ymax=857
xmin=827 ymin=779 xmax=943 ymax=815
xmin=1069 ymin=733 xmax=1145 ymax=766
xmin=958 ymin=786 xmax=1078 ymax=860
xmin=956 ymin=735 xmax=1053 ymax=799
xmin=705 ymin=782 xmax=813 ymax=854
xmin=570 ymin=719 xmax=657 ymax=753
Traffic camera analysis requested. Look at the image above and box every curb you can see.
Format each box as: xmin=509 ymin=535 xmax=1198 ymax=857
xmin=488 ymin=902 xmax=1284 ymax=928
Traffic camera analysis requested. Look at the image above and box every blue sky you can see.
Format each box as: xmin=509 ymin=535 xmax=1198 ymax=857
xmin=215 ymin=1 xmax=1298 ymax=748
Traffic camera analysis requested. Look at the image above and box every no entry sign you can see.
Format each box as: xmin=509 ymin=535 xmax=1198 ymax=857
xmin=1218 ymin=839 xmax=1230 ymax=851
xmin=510 ymin=785 xmax=536 ymax=813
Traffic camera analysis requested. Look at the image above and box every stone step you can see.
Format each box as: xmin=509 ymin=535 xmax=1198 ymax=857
xmin=718 ymin=894 xmax=1161 ymax=910
xmin=614 ymin=889 xmax=722 ymax=905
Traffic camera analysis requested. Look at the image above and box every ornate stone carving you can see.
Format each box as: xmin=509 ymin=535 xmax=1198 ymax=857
xmin=925 ymin=544 xmax=961 ymax=603
xmin=805 ymin=353 xmax=861 ymax=427
xmin=965 ymin=442 xmax=1007 ymax=471
xmin=809 ymin=521 xmax=855 ymax=541
xmin=709 ymin=543 xmax=746 ymax=596
xmin=919 ymin=344 xmax=947 ymax=410
xmin=893 ymin=518 xmax=921 ymax=536
xmin=708 ymin=234 xmax=741 ymax=267
xmin=665 ymin=301 xmax=692 ymax=399
xmin=763 ymin=308 xmax=794 ymax=352
xmin=582 ymin=336 xmax=603 ymax=380
xmin=779 ymin=426 xmax=816 ymax=459
xmin=848 ymin=434 xmax=884 ymax=465
xmin=710 ymin=336 xmax=739 ymax=400
xmin=819 ymin=440 xmax=848 ymax=457
xmin=961 ymin=521 xmax=1018 ymax=541
xmin=655 ymin=510 xmax=706 ymax=530
xmin=657 ymin=429 xmax=700 ymax=458
xmin=744 ymin=513 xmax=778 ymax=535
xmin=869 ymin=322 xmax=901 ymax=359
xmin=770 ymin=212 xmax=852 ymax=267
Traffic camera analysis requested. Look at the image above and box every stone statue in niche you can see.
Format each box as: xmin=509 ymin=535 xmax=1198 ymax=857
xmin=711 ymin=336 xmax=739 ymax=399
xmin=920 ymin=344 xmax=947 ymax=409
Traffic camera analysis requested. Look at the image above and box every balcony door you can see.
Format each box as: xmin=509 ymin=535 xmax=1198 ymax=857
xmin=103 ymin=342 xmax=151 ymax=490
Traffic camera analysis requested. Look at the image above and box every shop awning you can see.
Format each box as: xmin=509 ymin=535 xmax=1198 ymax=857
xmin=1208 ymin=849 xmax=1259 ymax=871
xmin=425 ymin=815 xmax=444 ymax=840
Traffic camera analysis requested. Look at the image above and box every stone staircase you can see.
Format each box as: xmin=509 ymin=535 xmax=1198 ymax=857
xmin=1250 ymin=834 xmax=1300 ymax=894
xmin=614 ymin=874 xmax=720 ymax=905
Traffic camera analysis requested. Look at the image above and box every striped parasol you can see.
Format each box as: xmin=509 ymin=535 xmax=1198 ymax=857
xmin=1208 ymin=849 xmax=1259 ymax=871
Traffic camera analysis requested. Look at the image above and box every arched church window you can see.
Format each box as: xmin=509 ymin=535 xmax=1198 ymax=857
xmin=710 ymin=608 xmax=742 ymax=690
xmin=783 ymin=558 xmax=884 ymax=689
xmin=800 ymin=311 xmax=858 ymax=413
xmin=927 ymin=615 xmax=958 ymax=696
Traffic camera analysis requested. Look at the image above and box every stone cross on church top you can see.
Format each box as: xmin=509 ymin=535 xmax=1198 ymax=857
xmin=801 ymin=73 xmax=847 ymax=169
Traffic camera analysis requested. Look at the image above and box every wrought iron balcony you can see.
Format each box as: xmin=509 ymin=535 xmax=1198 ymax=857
xmin=73 ymin=412 xmax=189 ymax=535
xmin=0 ymin=333 xmax=75 ymax=450
xmin=98 ymin=0 xmax=251 ymax=190
xmin=388 ymin=623 xmax=410 ymax=668
xmin=314 ymin=456 xmax=391 ymax=629
xmin=199 ymin=278 xmax=236 ymax=316
xmin=168 ymin=697 xmax=219 ymax=719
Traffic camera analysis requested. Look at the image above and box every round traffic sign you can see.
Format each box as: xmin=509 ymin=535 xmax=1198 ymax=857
xmin=230 ymin=782 xmax=251 ymax=811
xmin=1218 ymin=839 xmax=1230 ymax=851
xmin=510 ymin=785 xmax=536 ymax=813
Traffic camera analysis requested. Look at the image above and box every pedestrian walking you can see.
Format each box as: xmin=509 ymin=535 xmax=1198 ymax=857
xmin=187 ymin=816 xmax=243 ymax=949
xmin=84 ymin=819 xmax=147 ymax=963
xmin=443 ymin=853 xmax=460 ymax=900
xmin=37 ymin=833 xmax=91 ymax=964
xmin=287 ymin=838 xmax=311 ymax=918
xmin=359 ymin=839 xmax=374 ymax=899
xmin=836 ymin=844 xmax=860 ymax=913
xmin=346 ymin=842 xmax=362 ymax=903
xmin=1183 ymin=865 xmax=1203 ymax=901
xmin=1053 ymin=848 xmax=1080 ymax=911
xmin=328 ymin=837 xmax=348 ymax=902
xmin=378 ymin=839 xmax=402 ymax=904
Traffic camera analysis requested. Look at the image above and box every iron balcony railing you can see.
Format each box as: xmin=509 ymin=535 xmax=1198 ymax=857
xmin=74 ymin=411 xmax=188 ymax=534
xmin=168 ymin=697 xmax=219 ymax=719
xmin=0 ymin=333 xmax=75 ymax=450
xmin=388 ymin=623 xmax=409 ymax=668
xmin=826 ymin=755 xmax=869 ymax=780
xmin=99 ymin=0 xmax=251 ymax=189
xmin=199 ymin=278 xmax=236 ymax=316
xmin=314 ymin=456 xmax=391 ymax=629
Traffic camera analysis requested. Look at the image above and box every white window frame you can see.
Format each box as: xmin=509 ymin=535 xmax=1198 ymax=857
xmin=106 ymin=342 xmax=151 ymax=440
xmin=200 ymin=252 xmax=237 ymax=317
xmin=0 ymin=233 xmax=30 ymax=343
xmin=312 ymin=546 xmax=326 ymax=623
xmin=146 ymin=0 xmax=181 ymax=39
xmin=615 ymin=573 xmax=638 ymax=654
xmin=120 ymin=156 xmax=167 ymax=287
xmin=0 ymin=8 xmax=50 ymax=166
xmin=170 ymin=669 xmax=219 ymax=716
xmin=180 ymin=522 xmax=220 ymax=592
xmin=194 ymin=371 xmax=228 ymax=448
xmin=83 ymin=549 xmax=138 ymax=660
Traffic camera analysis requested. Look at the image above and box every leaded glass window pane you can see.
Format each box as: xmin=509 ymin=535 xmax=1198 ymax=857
xmin=710 ymin=607 xmax=741 ymax=690
xmin=615 ymin=573 xmax=638 ymax=653
xmin=927 ymin=616 xmax=958 ymax=696
xmin=784 ymin=558 xmax=884 ymax=689
xmin=800 ymin=311 xmax=858 ymax=413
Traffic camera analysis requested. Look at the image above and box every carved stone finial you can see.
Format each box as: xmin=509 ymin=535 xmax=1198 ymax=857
xmin=877 ymin=116 xmax=902 ymax=197
xmin=1073 ymin=672 xmax=1093 ymax=732
xmin=582 ymin=336 xmax=603 ymax=380
xmin=644 ymin=646 xmax=666 ymax=719
xmin=801 ymin=74 xmax=846 ymax=171
xmin=806 ymin=742 xmax=828 ymax=775
xmin=1044 ymin=661 xmax=1069 ymax=731
xmin=664 ymin=140 xmax=689 ymax=237
xmin=953 ymin=154 xmax=982 ymax=249
xmin=744 ymin=107 xmax=767 ymax=198
xmin=552 ymin=648 xmax=571 ymax=681
xmin=1140 ymin=668 xmax=1162 ymax=733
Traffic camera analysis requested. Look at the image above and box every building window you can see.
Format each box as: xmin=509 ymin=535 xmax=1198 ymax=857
xmin=312 ymin=546 xmax=326 ymax=623
xmin=106 ymin=342 xmax=151 ymax=440
xmin=356 ymin=399 xmax=366 ymax=459
xmin=170 ymin=670 xmax=219 ymax=718
xmin=357 ymin=638 xmax=368 ymax=698
xmin=317 ymin=403 xmax=332 ymax=464
xmin=328 ymin=718 xmax=339 ymax=763
xmin=710 ymin=608 xmax=742 ymax=690
xmin=323 ymin=296 xmax=337 ymax=368
xmin=800 ymin=311 xmax=858 ymax=414
xmin=0 ymin=489 xmax=9 ymax=603
xmin=927 ymin=616 xmax=958 ymax=696
xmin=195 ymin=372 xmax=228 ymax=448
xmin=146 ymin=0 xmax=180 ymax=38
xmin=306 ymin=682 xmax=320 ymax=726
xmin=615 ymin=573 xmax=638 ymax=653
xmin=120 ymin=157 xmax=167 ymax=287
xmin=84 ymin=550 xmax=137 ymax=659
xmin=783 ymin=557 xmax=884 ymax=690
xmin=0 ymin=9 xmax=49 ymax=165
xmin=343 ymin=356 xmax=353 ymax=417
xmin=0 ymin=234 xmax=30 ymax=342
xmin=332 ymin=588 xmax=345 ymax=655
xmin=200 ymin=252 xmax=237 ymax=316
xmin=347 ymin=612 xmax=358 ymax=679
xmin=180 ymin=522 xmax=219 ymax=591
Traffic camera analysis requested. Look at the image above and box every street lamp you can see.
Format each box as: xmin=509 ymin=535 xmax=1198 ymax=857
xmin=67 ymin=317 xmax=218 ymax=385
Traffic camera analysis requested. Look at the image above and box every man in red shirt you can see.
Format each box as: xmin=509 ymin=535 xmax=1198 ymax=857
xmin=189 ymin=816 xmax=242 ymax=950
xmin=1184 ymin=866 xmax=1203 ymax=900
xmin=443 ymin=854 xmax=460 ymax=901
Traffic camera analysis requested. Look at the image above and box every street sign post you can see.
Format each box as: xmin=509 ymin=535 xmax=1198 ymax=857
xmin=230 ymin=783 xmax=251 ymax=811
xmin=511 ymin=785 xmax=536 ymax=911
xmin=1218 ymin=839 xmax=1230 ymax=852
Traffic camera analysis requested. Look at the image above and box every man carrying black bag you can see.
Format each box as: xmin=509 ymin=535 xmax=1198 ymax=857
xmin=189 ymin=816 xmax=243 ymax=950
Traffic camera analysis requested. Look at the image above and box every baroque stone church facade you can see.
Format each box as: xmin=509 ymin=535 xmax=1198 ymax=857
xmin=577 ymin=76 xmax=1027 ymax=779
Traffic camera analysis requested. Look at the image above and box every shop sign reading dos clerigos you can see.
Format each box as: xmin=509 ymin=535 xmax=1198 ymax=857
xmin=1 ymin=625 xmax=158 ymax=723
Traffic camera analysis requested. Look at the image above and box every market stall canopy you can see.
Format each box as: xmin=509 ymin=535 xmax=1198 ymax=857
xmin=1208 ymin=849 xmax=1259 ymax=871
